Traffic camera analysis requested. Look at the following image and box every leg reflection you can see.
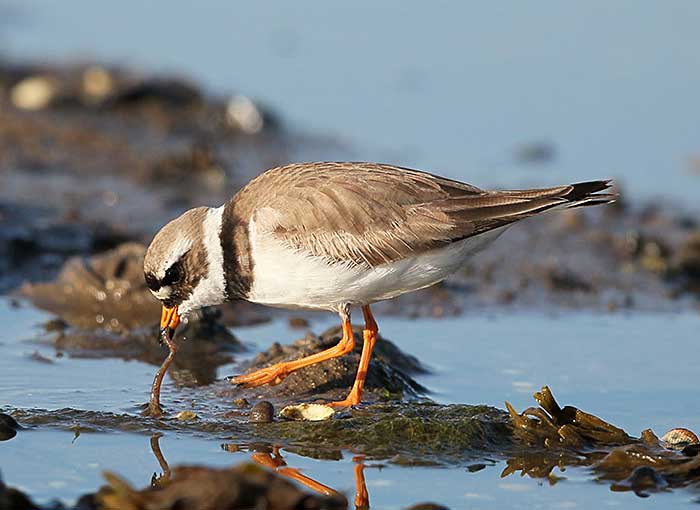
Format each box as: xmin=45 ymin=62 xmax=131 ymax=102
xmin=149 ymin=433 xmax=171 ymax=487
xmin=251 ymin=446 xmax=338 ymax=496
xmin=247 ymin=445 xmax=371 ymax=509
xmin=352 ymin=456 xmax=369 ymax=509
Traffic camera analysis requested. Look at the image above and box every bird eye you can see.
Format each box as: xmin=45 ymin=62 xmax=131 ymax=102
xmin=144 ymin=272 xmax=160 ymax=291
xmin=162 ymin=262 xmax=183 ymax=286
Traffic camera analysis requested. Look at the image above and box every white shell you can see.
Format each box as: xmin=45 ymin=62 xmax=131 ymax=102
xmin=279 ymin=403 xmax=335 ymax=422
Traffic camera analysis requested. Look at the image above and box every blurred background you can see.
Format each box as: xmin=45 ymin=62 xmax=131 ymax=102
xmin=3 ymin=3 xmax=700 ymax=508
xmin=2 ymin=1 xmax=699 ymax=202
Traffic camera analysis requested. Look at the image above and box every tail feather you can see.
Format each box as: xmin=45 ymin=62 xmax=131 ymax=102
xmin=561 ymin=180 xmax=615 ymax=205
xmin=446 ymin=179 xmax=616 ymax=238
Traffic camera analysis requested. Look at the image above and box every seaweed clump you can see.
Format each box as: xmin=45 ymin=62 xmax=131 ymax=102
xmin=505 ymin=386 xmax=700 ymax=496
xmin=263 ymin=402 xmax=510 ymax=463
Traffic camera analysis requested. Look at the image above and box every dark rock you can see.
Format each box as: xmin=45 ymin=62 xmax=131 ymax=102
xmin=0 ymin=413 xmax=21 ymax=441
xmin=0 ymin=475 xmax=36 ymax=510
xmin=610 ymin=466 xmax=668 ymax=497
xmin=104 ymin=78 xmax=202 ymax=109
xmin=287 ymin=316 xmax=310 ymax=329
xmin=235 ymin=325 xmax=428 ymax=402
xmin=249 ymin=401 xmax=275 ymax=424
xmin=542 ymin=265 xmax=593 ymax=293
xmin=673 ymin=232 xmax=700 ymax=280
xmin=96 ymin=464 xmax=347 ymax=510
xmin=21 ymin=243 xmax=160 ymax=331
xmin=48 ymin=309 xmax=243 ymax=387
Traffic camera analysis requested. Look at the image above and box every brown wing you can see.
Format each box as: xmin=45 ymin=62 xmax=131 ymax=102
xmin=233 ymin=162 xmax=613 ymax=267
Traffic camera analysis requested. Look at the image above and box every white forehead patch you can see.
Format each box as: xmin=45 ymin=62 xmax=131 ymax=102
xmin=157 ymin=236 xmax=192 ymax=279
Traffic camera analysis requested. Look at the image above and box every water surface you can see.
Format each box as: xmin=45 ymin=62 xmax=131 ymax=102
xmin=2 ymin=298 xmax=699 ymax=508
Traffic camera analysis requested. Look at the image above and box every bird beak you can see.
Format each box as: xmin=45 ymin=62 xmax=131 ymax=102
xmin=160 ymin=306 xmax=180 ymax=342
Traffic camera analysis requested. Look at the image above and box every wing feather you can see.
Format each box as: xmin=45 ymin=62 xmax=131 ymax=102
xmin=232 ymin=162 xmax=613 ymax=267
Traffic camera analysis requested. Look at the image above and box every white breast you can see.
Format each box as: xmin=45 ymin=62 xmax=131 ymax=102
xmin=246 ymin=217 xmax=507 ymax=312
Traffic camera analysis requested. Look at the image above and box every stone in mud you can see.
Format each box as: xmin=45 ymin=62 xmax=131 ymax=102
xmin=21 ymin=243 xmax=160 ymax=331
xmin=21 ymin=243 xmax=244 ymax=385
xmin=233 ymin=325 xmax=428 ymax=403
xmin=20 ymin=242 xmax=269 ymax=331
xmin=96 ymin=464 xmax=347 ymax=510
xmin=0 ymin=413 xmax=21 ymax=441
xmin=174 ymin=411 xmax=198 ymax=422
xmin=48 ymin=309 xmax=243 ymax=387
xmin=249 ymin=401 xmax=275 ymax=424
xmin=610 ymin=465 xmax=668 ymax=497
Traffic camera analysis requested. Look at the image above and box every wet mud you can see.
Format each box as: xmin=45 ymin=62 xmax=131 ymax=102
xmin=19 ymin=243 xmax=248 ymax=386
xmin=4 ymin=387 xmax=700 ymax=508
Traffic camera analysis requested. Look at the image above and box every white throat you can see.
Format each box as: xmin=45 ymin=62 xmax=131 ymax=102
xmin=179 ymin=205 xmax=226 ymax=317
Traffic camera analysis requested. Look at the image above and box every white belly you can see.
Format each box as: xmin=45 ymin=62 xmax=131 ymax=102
xmin=247 ymin=222 xmax=507 ymax=312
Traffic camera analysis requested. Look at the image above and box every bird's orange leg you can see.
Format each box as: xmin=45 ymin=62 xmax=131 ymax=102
xmin=328 ymin=305 xmax=378 ymax=408
xmin=231 ymin=313 xmax=355 ymax=388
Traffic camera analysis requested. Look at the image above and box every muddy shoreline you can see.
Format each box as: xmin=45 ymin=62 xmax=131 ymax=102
xmin=2 ymin=58 xmax=700 ymax=508
xmin=3 ymin=387 xmax=699 ymax=509
xmin=2 ymin=59 xmax=700 ymax=318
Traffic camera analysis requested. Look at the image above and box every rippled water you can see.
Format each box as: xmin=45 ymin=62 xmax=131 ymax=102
xmin=3 ymin=297 xmax=700 ymax=508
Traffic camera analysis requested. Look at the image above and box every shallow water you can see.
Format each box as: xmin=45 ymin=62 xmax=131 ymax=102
xmin=2 ymin=297 xmax=700 ymax=508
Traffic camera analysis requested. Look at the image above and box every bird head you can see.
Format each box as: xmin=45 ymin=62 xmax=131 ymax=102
xmin=144 ymin=206 xmax=226 ymax=341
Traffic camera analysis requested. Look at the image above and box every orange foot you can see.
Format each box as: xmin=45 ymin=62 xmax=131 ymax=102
xmin=230 ymin=363 xmax=291 ymax=388
xmin=327 ymin=392 xmax=361 ymax=408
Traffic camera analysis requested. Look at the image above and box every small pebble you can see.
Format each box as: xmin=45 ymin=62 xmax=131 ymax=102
xmin=288 ymin=316 xmax=310 ymax=329
xmin=249 ymin=401 xmax=274 ymax=423
xmin=233 ymin=398 xmax=250 ymax=408
xmin=11 ymin=75 xmax=58 ymax=110
xmin=175 ymin=411 xmax=198 ymax=421
xmin=226 ymin=95 xmax=264 ymax=134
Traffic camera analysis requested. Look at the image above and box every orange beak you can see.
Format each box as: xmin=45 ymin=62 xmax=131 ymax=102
xmin=160 ymin=306 xmax=180 ymax=342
